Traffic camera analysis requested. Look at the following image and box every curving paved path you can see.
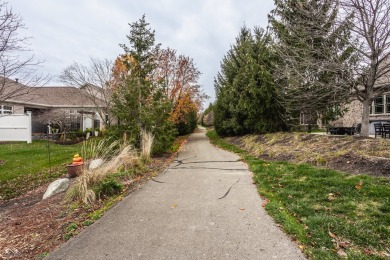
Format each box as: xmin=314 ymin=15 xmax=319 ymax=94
xmin=47 ymin=129 xmax=305 ymax=260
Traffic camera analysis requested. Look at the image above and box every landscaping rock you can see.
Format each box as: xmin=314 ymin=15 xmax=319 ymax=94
xmin=89 ymin=159 xmax=104 ymax=170
xmin=42 ymin=178 xmax=70 ymax=200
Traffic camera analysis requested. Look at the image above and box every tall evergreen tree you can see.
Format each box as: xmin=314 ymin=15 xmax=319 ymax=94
xmin=119 ymin=14 xmax=160 ymax=76
xmin=269 ymin=0 xmax=356 ymax=125
xmin=214 ymin=26 xmax=286 ymax=136
xmin=111 ymin=15 xmax=175 ymax=154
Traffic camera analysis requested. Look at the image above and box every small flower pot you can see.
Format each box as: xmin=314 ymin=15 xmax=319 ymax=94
xmin=66 ymin=163 xmax=84 ymax=178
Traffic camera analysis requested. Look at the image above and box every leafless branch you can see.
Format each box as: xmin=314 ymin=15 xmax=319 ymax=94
xmin=340 ymin=0 xmax=390 ymax=136
xmin=152 ymin=48 xmax=207 ymax=110
xmin=0 ymin=1 xmax=50 ymax=102
xmin=270 ymin=0 xmax=356 ymax=121
xmin=59 ymin=57 xmax=114 ymax=126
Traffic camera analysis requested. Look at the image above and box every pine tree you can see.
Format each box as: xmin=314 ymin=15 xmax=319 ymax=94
xmin=269 ymin=0 xmax=356 ymax=125
xmin=111 ymin=15 xmax=175 ymax=154
xmin=214 ymin=26 xmax=286 ymax=136
xmin=214 ymin=26 xmax=251 ymax=136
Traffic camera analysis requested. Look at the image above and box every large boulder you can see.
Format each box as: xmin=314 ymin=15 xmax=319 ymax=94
xmin=89 ymin=158 xmax=104 ymax=170
xmin=43 ymin=178 xmax=70 ymax=199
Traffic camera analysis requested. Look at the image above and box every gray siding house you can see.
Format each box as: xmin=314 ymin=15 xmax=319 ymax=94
xmin=0 ymin=78 xmax=107 ymax=134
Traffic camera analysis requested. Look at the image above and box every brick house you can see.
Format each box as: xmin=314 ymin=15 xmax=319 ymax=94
xmin=331 ymin=95 xmax=390 ymax=135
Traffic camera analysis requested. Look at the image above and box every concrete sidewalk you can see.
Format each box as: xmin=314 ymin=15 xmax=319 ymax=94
xmin=47 ymin=130 xmax=305 ymax=260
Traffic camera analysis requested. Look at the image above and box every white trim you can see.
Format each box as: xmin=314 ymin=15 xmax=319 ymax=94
xmin=370 ymin=94 xmax=389 ymax=115
xmin=0 ymin=105 xmax=13 ymax=114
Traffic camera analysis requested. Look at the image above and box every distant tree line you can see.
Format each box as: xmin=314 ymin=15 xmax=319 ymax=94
xmin=214 ymin=0 xmax=390 ymax=137
xmin=201 ymin=102 xmax=214 ymax=127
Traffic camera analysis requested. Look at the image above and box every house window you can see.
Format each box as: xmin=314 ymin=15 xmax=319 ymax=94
xmin=68 ymin=109 xmax=78 ymax=119
xmin=371 ymin=96 xmax=384 ymax=114
xmin=0 ymin=105 xmax=13 ymax=114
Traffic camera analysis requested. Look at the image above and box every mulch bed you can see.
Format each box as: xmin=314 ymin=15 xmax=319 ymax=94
xmin=227 ymin=133 xmax=390 ymax=178
xmin=0 ymin=150 xmax=179 ymax=259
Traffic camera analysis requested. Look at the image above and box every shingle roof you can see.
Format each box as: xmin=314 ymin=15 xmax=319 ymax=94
xmin=0 ymin=77 xmax=31 ymax=101
xmin=2 ymin=78 xmax=105 ymax=108
xmin=31 ymin=86 xmax=97 ymax=106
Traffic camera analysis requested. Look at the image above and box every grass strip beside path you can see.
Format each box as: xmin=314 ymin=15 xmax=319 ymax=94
xmin=207 ymin=130 xmax=390 ymax=259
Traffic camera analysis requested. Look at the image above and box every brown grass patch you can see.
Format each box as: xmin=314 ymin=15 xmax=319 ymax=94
xmin=227 ymin=132 xmax=390 ymax=177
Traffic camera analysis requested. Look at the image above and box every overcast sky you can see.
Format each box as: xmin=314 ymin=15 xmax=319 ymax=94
xmin=11 ymin=0 xmax=274 ymax=104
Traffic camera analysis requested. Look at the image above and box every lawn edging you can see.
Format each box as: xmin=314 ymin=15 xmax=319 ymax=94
xmin=207 ymin=130 xmax=390 ymax=259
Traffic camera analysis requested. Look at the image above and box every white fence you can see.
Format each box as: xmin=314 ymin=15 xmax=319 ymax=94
xmin=0 ymin=112 xmax=32 ymax=143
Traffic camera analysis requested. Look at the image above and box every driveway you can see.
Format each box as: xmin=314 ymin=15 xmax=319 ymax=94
xmin=47 ymin=129 xmax=305 ymax=260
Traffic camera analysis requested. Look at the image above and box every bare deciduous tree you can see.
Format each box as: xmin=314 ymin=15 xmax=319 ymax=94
xmin=0 ymin=1 xmax=48 ymax=103
xmin=59 ymin=58 xmax=114 ymax=126
xmin=154 ymin=48 xmax=205 ymax=100
xmin=341 ymin=0 xmax=390 ymax=137
xmin=36 ymin=109 xmax=80 ymax=140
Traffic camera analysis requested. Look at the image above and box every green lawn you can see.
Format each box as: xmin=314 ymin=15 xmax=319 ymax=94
xmin=0 ymin=141 xmax=81 ymax=200
xmin=207 ymin=130 xmax=390 ymax=259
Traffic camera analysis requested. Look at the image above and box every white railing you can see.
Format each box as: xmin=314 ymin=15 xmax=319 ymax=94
xmin=0 ymin=111 xmax=32 ymax=143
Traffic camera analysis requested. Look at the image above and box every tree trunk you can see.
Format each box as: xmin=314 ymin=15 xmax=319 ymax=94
xmin=360 ymin=99 xmax=371 ymax=137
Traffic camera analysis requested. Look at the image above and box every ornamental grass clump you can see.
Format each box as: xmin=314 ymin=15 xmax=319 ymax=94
xmin=81 ymin=138 xmax=121 ymax=162
xmin=66 ymin=140 xmax=141 ymax=204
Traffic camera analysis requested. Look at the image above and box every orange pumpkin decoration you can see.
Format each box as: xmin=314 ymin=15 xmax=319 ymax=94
xmin=71 ymin=154 xmax=83 ymax=165
xmin=73 ymin=157 xmax=83 ymax=163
